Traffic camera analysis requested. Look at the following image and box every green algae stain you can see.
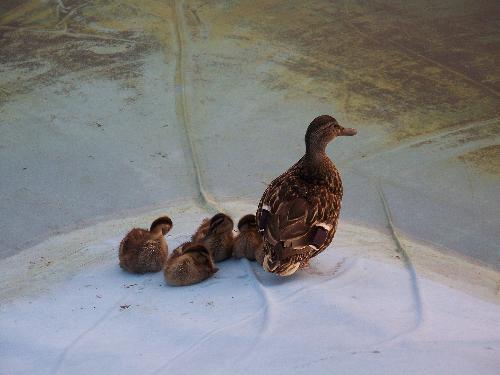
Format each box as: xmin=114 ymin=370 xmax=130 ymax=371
xmin=459 ymin=145 xmax=500 ymax=175
xmin=0 ymin=0 xmax=177 ymax=106
xmin=193 ymin=0 xmax=500 ymax=144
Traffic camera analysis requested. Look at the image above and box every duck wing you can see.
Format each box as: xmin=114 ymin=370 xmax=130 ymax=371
xmin=257 ymin=173 xmax=341 ymax=261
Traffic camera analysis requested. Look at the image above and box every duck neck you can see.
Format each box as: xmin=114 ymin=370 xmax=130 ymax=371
xmin=305 ymin=140 xmax=329 ymax=165
xmin=302 ymin=143 xmax=334 ymax=180
xmin=150 ymin=227 xmax=164 ymax=238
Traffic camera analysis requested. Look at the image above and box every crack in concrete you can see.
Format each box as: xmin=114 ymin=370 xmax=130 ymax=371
xmin=56 ymin=1 xmax=92 ymax=31
xmin=376 ymin=180 xmax=424 ymax=334
xmin=345 ymin=117 xmax=500 ymax=166
xmin=171 ymin=0 xmax=221 ymax=214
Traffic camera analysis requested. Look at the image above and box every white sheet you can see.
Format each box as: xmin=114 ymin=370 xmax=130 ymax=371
xmin=1 ymin=202 xmax=499 ymax=375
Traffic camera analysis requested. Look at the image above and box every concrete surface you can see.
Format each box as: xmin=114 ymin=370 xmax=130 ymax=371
xmin=0 ymin=0 xmax=499 ymax=271
xmin=2 ymin=3 xmax=500 ymax=373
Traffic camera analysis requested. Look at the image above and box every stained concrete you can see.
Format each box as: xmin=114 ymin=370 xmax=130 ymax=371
xmin=0 ymin=1 xmax=499 ymax=269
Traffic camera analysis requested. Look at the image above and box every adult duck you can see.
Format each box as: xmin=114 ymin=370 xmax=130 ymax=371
xmin=256 ymin=115 xmax=357 ymax=276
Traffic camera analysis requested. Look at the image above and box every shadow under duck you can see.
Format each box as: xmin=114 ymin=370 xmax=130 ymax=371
xmin=256 ymin=115 xmax=357 ymax=276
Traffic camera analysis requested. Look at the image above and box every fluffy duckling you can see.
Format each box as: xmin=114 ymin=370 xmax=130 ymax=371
xmin=164 ymin=242 xmax=218 ymax=286
xmin=255 ymin=245 xmax=265 ymax=266
xmin=119 ymin=216 xmax=172 ymax=274
xmin=233 ymin=214 xmax=263 ymax=262
xmin=192 ymin=213 xmax=234 ymax=262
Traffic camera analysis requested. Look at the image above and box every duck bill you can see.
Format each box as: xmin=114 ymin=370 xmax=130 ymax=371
xmin=340 ymin=127 xmax=357 ymax=136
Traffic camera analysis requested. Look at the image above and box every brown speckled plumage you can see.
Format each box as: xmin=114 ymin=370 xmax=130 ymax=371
xmin=192 ymin=213 xmax=234 ymax=262
xmin=119 ymin=216 xmax=172 ymax=274
xmin=256 ymin=115 xmax=357 ymax=276
xmin=164 ymin=242 xmax=218 ymax=286
xmin=233 ymin=214 xmax=263 ymax=262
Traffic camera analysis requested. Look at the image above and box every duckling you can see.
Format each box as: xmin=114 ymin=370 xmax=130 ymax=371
xmin=233 ymin=214 xmax=263 ymax=261
xmin=119 ymin=216 xmax=172 ymax=274
xmin=164 ymin=242 xmax=218 ymax=286
xmin=192 ymin=213 xmax=234 ymax=262
xmin=255 ymin=245 xmax=265 ymax=266
xmin=256 ymin=115 xmax=357 ymax=276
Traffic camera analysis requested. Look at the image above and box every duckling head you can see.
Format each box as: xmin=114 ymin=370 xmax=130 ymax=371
xmin=237 ymin=214 xmax=258 ymax=231
xmin=208 ymin=213 xmax=234 ymax=234
xmin=305 ymin=115 xmax=357 ymax=153
xmin=150 ymin=216 xmax=173 ymax=235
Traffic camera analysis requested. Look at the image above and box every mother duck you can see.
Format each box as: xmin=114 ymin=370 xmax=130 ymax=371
xmin=256 ymin=115 xmax=357 ymax=276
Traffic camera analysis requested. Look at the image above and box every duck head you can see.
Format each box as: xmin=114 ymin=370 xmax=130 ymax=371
xmin=237 ymin=214 xmax=258 ymax=231
xmin=150 ymin=216 xmax=173 ymax=235
xmin=305 ymin=115 xmax=357 ymax=154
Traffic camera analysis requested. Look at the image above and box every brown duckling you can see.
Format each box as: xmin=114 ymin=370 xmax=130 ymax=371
xmin=119 ymin=216 xmax=172 ymax=274
xmin=255 ymin=245 xmax=265 ymax=266
xmin=233 ymin=214 xmax=263 ymax=262
xmin=164 ymin=242 xmax=218 ymax=286
xmin=256 ymin=115 xmax=357 ymax=276
xmin=192 ymin=213 xmax=234 ymax=262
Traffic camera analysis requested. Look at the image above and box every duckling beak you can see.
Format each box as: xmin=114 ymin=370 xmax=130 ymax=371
xmin=340 ymin=127 xmax=357 ymax=136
